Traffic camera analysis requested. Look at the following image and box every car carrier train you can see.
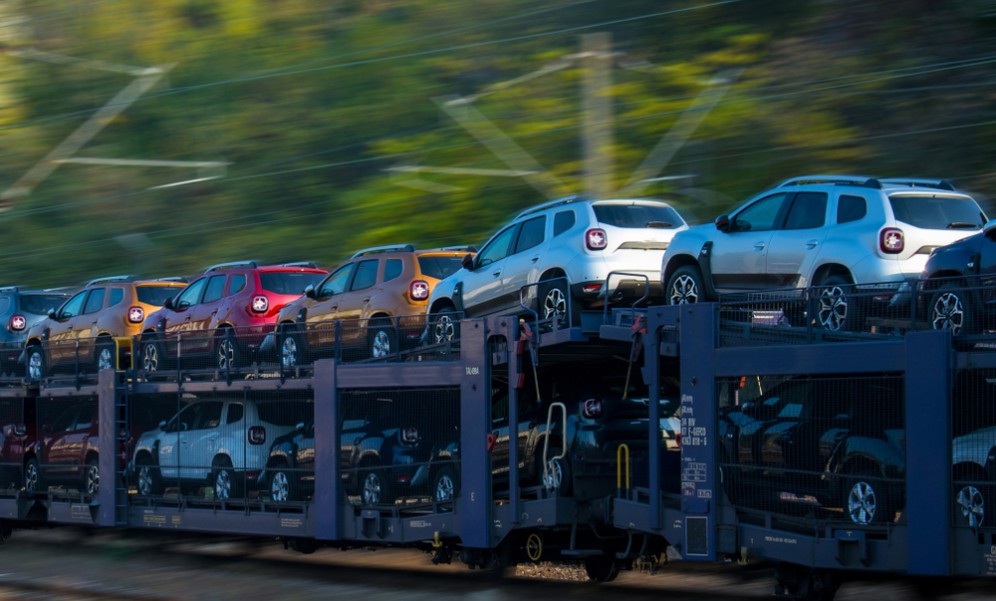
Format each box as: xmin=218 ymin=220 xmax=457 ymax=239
xmin=0 ymin=273 xmax=991 ymax=601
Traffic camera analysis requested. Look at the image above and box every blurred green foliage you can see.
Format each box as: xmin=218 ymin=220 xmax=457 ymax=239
xmin=0 ymin=0 xmax=994 ymax=287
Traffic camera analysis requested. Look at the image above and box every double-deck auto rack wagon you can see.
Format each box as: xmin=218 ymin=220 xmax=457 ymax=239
xmin=0 ymin=301 xmax=991 ymax=599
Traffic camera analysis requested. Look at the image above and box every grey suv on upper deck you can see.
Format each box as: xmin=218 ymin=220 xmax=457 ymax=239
xmin=0 ymin=287 xmax=72 ymax=375
xmin=426 ymin=196 xmax=688 ymax=341
xmin=661 ymin=176 xmax=987 ymax=331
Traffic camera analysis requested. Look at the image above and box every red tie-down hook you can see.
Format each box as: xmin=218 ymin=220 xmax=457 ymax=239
xmin=486 ymin=433 xmax=497 ymax=453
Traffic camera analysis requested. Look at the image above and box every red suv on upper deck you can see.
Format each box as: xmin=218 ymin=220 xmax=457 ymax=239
xmin=139 ymin=261 xmax=328 ymax=373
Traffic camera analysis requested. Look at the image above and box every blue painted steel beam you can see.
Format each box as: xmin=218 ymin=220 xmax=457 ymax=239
xmin=714 ymin=341 xmax=906 ymax=376
xmin=905 ymin=330 xmax=952 ymax=575
xmin=96 ymin=369 xmax=117 ymax=527
xmin=313 ymin=359 xmax=338 ymax=541
xmin=459 ymin=319 xmax=491 ymax=548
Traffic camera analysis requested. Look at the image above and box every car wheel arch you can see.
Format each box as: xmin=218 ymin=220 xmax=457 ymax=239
xmin=813 ymin=264 xmax=853 ymax=286
xmin=662 ymin=253 xmax=698 ymax=288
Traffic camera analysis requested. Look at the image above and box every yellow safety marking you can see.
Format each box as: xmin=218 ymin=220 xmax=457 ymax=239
xmin=616 ymin=443 xmax=630 ymax=492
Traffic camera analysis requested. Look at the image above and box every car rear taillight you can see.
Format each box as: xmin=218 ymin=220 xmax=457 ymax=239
xmin=581 ymin=283 xmax=602 ymax=295
xmin=251 ymin=295 xmax=269 ymax=313
xmin=128 ymin=306 xmax=144 ymax=324
xmin=400 ymin=427 xmax=420 ymax=444
xmin=8 ymin=315 xmax=25 ymax=331
xmin=581 ymin=397 xmax=603 ymax=419
xmin=409 ymin=280 xmax=429 ymax=301
xmin=585 ymin=228 xmax=607 ymax=250
xmin=248 ymin=426 xmax=266 ymax=445
xmin=675 ymin=432 xmax=682 ymax=448
xmin=879 ymin=227 xmax=904 ymax=254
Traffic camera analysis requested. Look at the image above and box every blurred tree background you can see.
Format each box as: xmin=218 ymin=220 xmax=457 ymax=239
xmin=0 ymin=0 xmax=994 ymax=287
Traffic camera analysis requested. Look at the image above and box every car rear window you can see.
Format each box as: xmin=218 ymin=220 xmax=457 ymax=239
xmin=20 ymin=295 xmax=66 ymax=315
xmin=593 ymin=203 xmax=684 ymax=229
xmin=418 ymin=256 xmax=464 ymax=280
xmin=137 ymin=285 xmax=182 ymax=306
xmin=889 ymin=195 xmax=986 ymax=230
xmin=259 ymin=272 xmax=326 ymax=295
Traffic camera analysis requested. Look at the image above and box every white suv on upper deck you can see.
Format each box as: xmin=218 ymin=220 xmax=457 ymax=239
xmin=661 ymin=176 xmax=987 ymax=331
xmin=427 ymin=196 xmax=688 ymax=341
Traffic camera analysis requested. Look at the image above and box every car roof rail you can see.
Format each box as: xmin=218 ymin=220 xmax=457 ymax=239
xmin=350 ymin=244 xmax=416 ymax=259
xmin=775 ymin=175 xmax=881 ymax=189
xmin=85 ymin=275 xmax=136 ymax=286
xmin=275 ymin=261 xmax=319 ymax=269
xmin=204 ymin=260 xmax=258 ymax=273
xmin=0 ymin=286 xmax=18 ymax=293
xmin=150 ymin=276 xmax=188 ymax=283
xmin=429 ymin=245 xmax=477 ymax=253
xmin=878 ymin=178 xmax=956 ymax=191
xmin=514 ymin=195 xmax=585 ymax=220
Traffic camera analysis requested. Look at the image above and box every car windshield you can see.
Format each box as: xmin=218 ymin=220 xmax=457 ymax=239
xmin=889 ymin=195 xmax=986 ymax=230
xmin=593 ymin=203 xmax=684 ymax=229
xmin=21 ymin=294 xmax=67 ymax=315
xmin=418 ymin=256 xmax=464 ymax=280
xmin=136 ymin=285 xmax=182 ymax=306
xmin=259 ymin=272 xmax=326 ymax=295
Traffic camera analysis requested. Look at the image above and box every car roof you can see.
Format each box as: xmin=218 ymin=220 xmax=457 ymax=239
xmin=773 ymin=175 xmax=970 ymax=196
xmin=513 ymin=196 xmax=677 ymax=220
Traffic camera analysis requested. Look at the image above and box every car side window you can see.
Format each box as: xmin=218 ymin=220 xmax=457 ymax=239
xmin=59 ymin=291 xmax=87 ymax=319
xmin=108 ymin=288 xmax=124 ymax=307
xmin=202 ymin=275 xmax=227 ymax=304
xmin=782 ymin=192 xmax=828 ymax=230
xmin=225 ymin=403 xmax=244 ymax=425
xmin=82 ymin=288 xmax=106 ymax=315
xmin=553 ymin=210 xmax=575 ymax=236
xmin=383 ymin=259 xmax=403 ymax=282
xmin=837 ymin=194 xmax=867 ymax=224
xmin=350 ymin=260 xmax=379 ymax=292
xmin=228 ymin=274 xmax=247 ymax=296
xmin=175 ymin=278 xmax=208 ymax=309
xmin=476 ymin=225 xmax=518 ymax=268
xmin=514 ymin=216 xmax=545 ymax=254
xmin=319 ymin=264 xmax=355 ymax=297
xmin=733 ymin=193 xmax=789 ymax=232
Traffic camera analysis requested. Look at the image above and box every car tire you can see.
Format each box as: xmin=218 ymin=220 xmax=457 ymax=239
xmin=815 ymin=275 xmax=864 ymax=332
xmin=212 ymin=457 xmax=240 ymax=501
xmin=269 ymin=463 xmax=298 ymax=502
xmin=954 ymin=467 xmax=991 ymax=528
xmin=368 ymin=319 xmax=396 ymax=360
xmin=842 ymin=469 xmax=893 ymax=525
xmin=95 ymin=339 xmax=115 ymax=373
xmin=141 ymin=337 xmax=166 ymax=374
xmin=23 ymin=457 xmax=41 ymax=494
xmin=432 ymin=464 xmax=459 ymax=504
xmin=280 ymin=325 xmax=305 ymax=369
xmin=361 ymin=467 xmax=393 ymax=505
xmin=83 ymin=457 xmax=100 ymax=497
xmin=25 ymin=344 xmax=44 ymax=382
xmin=666 ymin=265 xmax=705 ymax=305
xmin=136 ymin=456 xmax=161 ymax=497
xmin=215 ymin=332 xmax=240 ymax=372
xmin=537 ymin=446 xmax=572 ymax=496
xmin=929 ymin=281 xmax=978 ymax=336
xmin=430 ymin=307 xmax=459 ymax=345
xmin=538 ymin=277 xmax=578 ymax=328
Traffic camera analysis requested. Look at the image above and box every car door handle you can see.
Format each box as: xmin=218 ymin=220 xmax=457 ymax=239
xmin=492 ymin=271 xmax=501 ymax=278
xmin=753 ymin=243 xmax=766 ymax=251
xmin=531 ymin=257 xmax=539 ymax=263
xmin=806 ymin=240 xmax=819 ymax=249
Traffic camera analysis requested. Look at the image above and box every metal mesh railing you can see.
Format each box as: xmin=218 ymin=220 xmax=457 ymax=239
xmin=717 ymin=374 xmax=906 ymax=527
xmin=951 ymin=369 xmax=996 ymax=529
xmin=339 ymin=387 xmax=460 ymax=510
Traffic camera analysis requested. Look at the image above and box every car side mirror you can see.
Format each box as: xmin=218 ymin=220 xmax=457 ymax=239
xmin=984 ymin=219 xmax=996 ymax=239
xmin=295 ymin=421 xmax=305 ymax=432
xmin=47 ymin=309 xmax=57 ymax=319
xmin=304 ymin=284 xmax=317 ymax=299
xmin=13 ymin=424 xmax=25 ymax=437
xmin=158 ymin=420 xmax=167 ymax=430
xmin=163 ymin=297 xmax=174 ymax=310
xmin=461 ymin=253 xmax=474 ymax=270
xmin=715 ymin=214 xmax=731 ymax=233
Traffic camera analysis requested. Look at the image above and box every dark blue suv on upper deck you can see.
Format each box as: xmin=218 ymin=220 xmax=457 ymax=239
xmin=0 ymin=287 xmax=73 ymax=375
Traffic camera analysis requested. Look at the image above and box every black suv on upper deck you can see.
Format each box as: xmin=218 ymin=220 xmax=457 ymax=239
xmin=0 ymin=287 xmax=72 ymax=375
xmin=922 ymin=219 xmax=996 ymax=335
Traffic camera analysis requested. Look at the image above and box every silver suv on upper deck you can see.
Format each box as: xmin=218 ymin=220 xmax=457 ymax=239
xmin=426 ymin=196 xmax=688 ymax=341
xmin=661 ymin=176 xmax=988 ymax=331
